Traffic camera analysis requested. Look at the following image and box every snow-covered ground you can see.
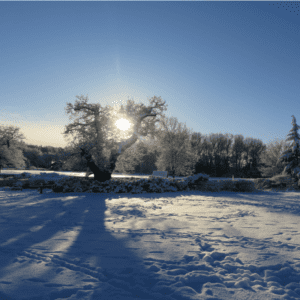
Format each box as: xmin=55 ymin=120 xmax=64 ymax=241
xmin=0 ymin=170 xmax=299 ymax=299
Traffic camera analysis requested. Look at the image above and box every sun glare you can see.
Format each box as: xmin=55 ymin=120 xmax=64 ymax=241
xmin=115 ymin=118 xmax=131 ymax=131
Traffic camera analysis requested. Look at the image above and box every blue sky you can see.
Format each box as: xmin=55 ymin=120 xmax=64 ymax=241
xmin=0 ymin=1 xmax=299 ymax=149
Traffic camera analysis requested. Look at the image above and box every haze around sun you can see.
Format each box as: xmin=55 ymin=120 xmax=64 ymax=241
xmin=115 ymin=118 xmax=131 ymax=131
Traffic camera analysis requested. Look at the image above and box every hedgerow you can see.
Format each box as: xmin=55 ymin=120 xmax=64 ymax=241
xmin=3 ymin=172 xmax=262 ymax=194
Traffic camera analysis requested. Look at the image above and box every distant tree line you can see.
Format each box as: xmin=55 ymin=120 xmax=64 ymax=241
xmin=1 ymin=96 xmax=299 ymax=181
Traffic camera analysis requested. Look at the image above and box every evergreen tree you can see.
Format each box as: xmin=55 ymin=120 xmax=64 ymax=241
xmin=279 ymin=115 xmax=300 ymax=182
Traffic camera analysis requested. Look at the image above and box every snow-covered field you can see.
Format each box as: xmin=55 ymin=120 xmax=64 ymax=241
xmin=0 ymin=170 xmax=299 ymax=299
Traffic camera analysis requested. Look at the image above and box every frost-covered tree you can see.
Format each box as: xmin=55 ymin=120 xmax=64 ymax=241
xmin=240 ymin=137 xmax=266 ymax=178
xmin=0 ymin=125 xmax=27 ymax=171
xmin=154 ymin=115 xmax=195 ymax=177
xmin=278 ymin=115 xmax=300 ymax=181
xmin=258 ymin=139 xmax=291 ymax=178
xmin=62 ymin=95 xmax=168 ymax=182
xmin=231 ymin=135 xmax=246 ymax=172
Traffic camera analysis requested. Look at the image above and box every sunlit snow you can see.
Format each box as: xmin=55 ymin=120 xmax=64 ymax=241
xmin=0 ymin=170 xmax=299 ymax=300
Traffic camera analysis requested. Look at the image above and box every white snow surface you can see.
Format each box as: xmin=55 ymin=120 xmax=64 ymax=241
xmin=0 ymin=170 xmax=300 ymax=300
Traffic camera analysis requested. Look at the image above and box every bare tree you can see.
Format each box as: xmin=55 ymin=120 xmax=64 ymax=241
xmin=230 ymin=135 xmax=246 ymax=172
xmin=258 ymin=139 xmax=290 ymax=178
xmin=0 ymin=125 xmax=26 ymax=148
xmin=189 ymin=132 xmax=203 ymax=160
xmin=240 ymin=137 xmax=266 ymax=177
xmin=0 ymin=125 xmax=27 ymax=172
xmin=63 ymin=95 xmax=168 ymax=182
xmin=154 ymin=115 xmax=194 ymax=176
xmin=208 ymin=133 xmax=233 ymax=177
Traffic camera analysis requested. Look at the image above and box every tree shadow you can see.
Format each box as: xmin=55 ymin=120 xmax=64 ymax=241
xmin=0 ymin=190 xmax=163 ymax=299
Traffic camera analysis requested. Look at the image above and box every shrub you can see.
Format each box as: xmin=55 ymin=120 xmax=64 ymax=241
xmin=219 ymin=180 xmax=236 ymax=192
xmin=187 ymin=173 xmax=209 ymax=183
xmin=10 ymin=181 xmax=23 ymax=190
xmin=201 ymin=181 xmax=221 ymax=192
xmin=28 ymin=166 xmax=38 ymax=170
xmin=1 ymin=171 xmax=280 ymax=194
xmin=15 ymin=172 xmax=32 ymax=179
xmin=171 ymin=179 xmax=188 ymax=191
xmin=233 ymin=180 xmax=256 ymax=192
xmin=250 ymin=176 xmax=299 ymax=191
xmin=252 ymin=178 xmax=272 ymax=190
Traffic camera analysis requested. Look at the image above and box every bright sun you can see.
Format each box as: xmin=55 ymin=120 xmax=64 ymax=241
xmin=115 ymin=118 xmax=131 ymax=131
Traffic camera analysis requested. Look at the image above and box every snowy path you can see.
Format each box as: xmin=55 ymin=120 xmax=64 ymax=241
xmin=0 ymin=186 xmax=300 ymax=299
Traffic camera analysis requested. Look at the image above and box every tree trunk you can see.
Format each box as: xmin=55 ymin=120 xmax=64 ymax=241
xmin=80 ymin=145 xmax=122 ymax=182
xmin=80 ymin=147 xmax=112 ymax=182
xmin=78 ymin=97 xmax=167 ymax=182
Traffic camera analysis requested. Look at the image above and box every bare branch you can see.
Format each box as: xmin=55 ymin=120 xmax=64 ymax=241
xmin=115 ymin=97 xmax=167 ymax=155
xmin=63 ymin=94 xmax=168 ymax=182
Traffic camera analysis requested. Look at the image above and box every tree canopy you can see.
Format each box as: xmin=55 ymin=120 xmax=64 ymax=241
xmin=278 ymin=115 xmax=300 ymax=180
xmin=61 ymin=95 xmax=169 ymax=181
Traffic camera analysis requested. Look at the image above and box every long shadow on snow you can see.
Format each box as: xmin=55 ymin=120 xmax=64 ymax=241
xmin=0 ymin=189 xmax=166 ymax=300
